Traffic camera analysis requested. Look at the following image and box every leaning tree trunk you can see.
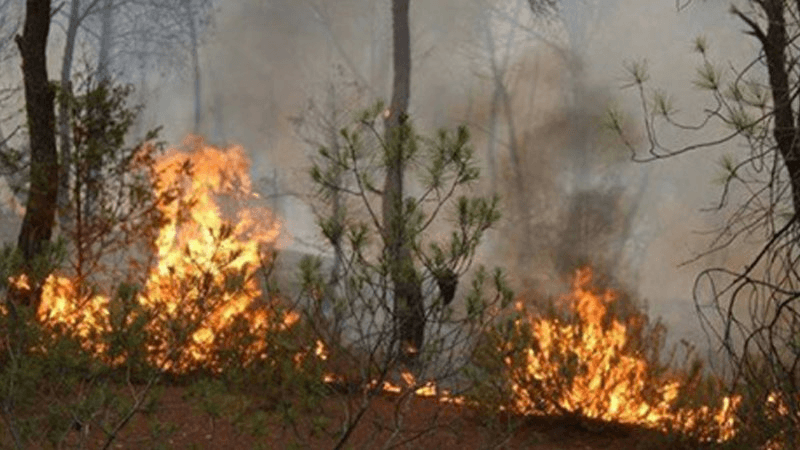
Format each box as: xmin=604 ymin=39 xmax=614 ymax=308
xmin=15 ymin=0 xmax=59 ymax=308
xmin=383 ymin=0 xmax=424 ymax=366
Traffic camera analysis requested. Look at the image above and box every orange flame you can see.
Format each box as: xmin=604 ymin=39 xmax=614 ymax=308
xmin=505 ymin=267 xmax=739 ymax=442
xmin=28 ymin=137 xmax=290 ymax=372
xmin=139 ymin=137 xmax=281 ymax=370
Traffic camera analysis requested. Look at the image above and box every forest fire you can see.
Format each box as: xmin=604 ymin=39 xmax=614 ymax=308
xmin=502 ymin=268 xmax=740 ymax=443
xmin=19 ymin=137 xmax=291 ymax=372
xmin=0 ymin=138 xmax=746 ymax=443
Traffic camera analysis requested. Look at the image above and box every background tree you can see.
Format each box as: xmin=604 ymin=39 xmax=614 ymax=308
xmin=0 ymin=0 xmax=24 ymax=189
xmin=57 ymin=0 xmax=110 ymax=214
xmin=55 ymin=0 xmax=217 ymax=214
xmin=613 ymin=1 xmax=800 ymax=446
xmin=305 ymin=103 xmax=509 ymax=448
xmin=122 ymin=0 xmax=216 ymax=132
xmin=383 ymin=0 xmax=424 ymax=364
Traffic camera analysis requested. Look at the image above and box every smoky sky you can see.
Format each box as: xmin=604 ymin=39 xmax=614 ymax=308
xmin=0 ymin=0 xmax=762 ymax=357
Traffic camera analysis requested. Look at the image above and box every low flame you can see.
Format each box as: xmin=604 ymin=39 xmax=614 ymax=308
xmin=504 ymin=267 xmax=739 ymax=442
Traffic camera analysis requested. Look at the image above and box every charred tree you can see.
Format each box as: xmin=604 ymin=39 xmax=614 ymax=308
xmin=15 ymin=0 xmax=58 ymax=307
xmin=383 ymin=0 xmax=423 ymax=365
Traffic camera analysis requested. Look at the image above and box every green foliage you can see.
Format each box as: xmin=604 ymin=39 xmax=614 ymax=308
xmin=0 ymin=302 xmax=126 ymax=448
xmin=56 ymin=75 xmax=166 ymax=287
xmin=300 ymin=103 xmax=515 ymax=450
xmin=693 ymin=61 xmax=721 ymax=91
xmin=693 ymin=35 xmax=708 ymax=55
xmin=623 ymin=59 xmax=649 ymax=86
xmin=306 ymin=104 xmax=509 ymax=338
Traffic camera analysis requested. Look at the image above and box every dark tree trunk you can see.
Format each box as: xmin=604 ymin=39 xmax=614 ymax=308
xmin=758 ymin=0 xmax=800 ymax=218
xmin=15 ymin=0 xmax=59 ymax=308
xmin=383 ymin=0 xmax=423 ymax=365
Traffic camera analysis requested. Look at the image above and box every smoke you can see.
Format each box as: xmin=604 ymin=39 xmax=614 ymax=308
xmin=149 ymin=0 xmax=746 ymax=355
xmin=0 ymin=0 xmax=760 ymax=362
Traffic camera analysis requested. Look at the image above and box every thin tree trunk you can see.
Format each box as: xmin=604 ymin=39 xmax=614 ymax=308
xmin=15 ymin=0 xmax=59 ymax=308
xmin=483 ymin=25 xmax=499 ymax=195
xmin=84 ymin=0 xmax=113 ymax=219
xmin=327 ymin=81 xmax=343 ymax=287
xmin=484 ymin=1 xmax=532 ymax=268
xmin=185 ymin=0 xmax=201 ymax=133
xmin=383 ymin=0 xmax=423 ymax=366
xmin=97 ymin=0 xmax=112 ymax=81
xmin=57 ymin=0 xmax=80 ymax=217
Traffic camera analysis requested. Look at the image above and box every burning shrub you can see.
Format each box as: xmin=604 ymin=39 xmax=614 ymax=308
xmin=0 ymin=137 xmax=321 ymax=447
xmin=469 ymin=267 xmax=739 ymax=445
xmin=0 ymin=79 xmax=321 ymax=448
xmin=25 ymin=137 xmax=297 ymax=374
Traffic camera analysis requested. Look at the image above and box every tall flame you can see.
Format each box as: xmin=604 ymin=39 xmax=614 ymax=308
xmin=26 ymin=137 xmax=289 ymax=372
xmin=139 ymin=137 xmax=282 ymax=370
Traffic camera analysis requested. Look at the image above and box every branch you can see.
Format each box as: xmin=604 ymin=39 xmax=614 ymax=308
xmin=731 ymin=6 xmax=767 ymax=45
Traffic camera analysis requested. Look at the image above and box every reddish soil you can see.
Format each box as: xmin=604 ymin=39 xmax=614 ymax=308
xmin=53 ymin=386 xmax=689 ymax=450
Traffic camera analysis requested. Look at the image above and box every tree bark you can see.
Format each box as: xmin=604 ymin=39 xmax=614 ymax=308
xmin=57 ymin=0 xmax=80 ymax=217
xmin=185 ymin=0 xmax=201 ymax=133
xmin=97 ymin=0 xmax=113 ymax=82
xmin=758 ymin=0 xmax=800 ymax=218
xmin=383 ymin=0 xmax=423 ymax=365
xmin=15 ymin=0 xmax=59 ymax=307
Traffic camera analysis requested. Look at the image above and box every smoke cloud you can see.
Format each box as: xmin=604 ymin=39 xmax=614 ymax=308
xmin=0 ymin=0 xmax=761 ymax=360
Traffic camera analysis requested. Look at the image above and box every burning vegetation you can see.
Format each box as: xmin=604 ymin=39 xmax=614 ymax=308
xmin=3 ymin=135 xmax=788 ymax=447
xmin=8 ymin=137 xmax=294 ymax=373
xmin=472 ymin=267 xmax=742 ymax=444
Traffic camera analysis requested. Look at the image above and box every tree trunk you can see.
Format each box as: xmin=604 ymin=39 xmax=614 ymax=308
xmin=759 ymin=0 xmax=800 ymax=218
xmin=84 ymin=0 xmax=114 ymax=219
xmin=383 ymin=0 xmax=423 ymax=366
xmin=57 ymin=0 xmax=80 ymax=217
xmin=97 ymin=0 xmax=113 ymax=82
xmin=327 ymin=81 xmax=344 ymax=287
xmin=185 ymin=0 xmax=201 ymax=133
xmin=15 ymin=0 xmax=59 ymax=308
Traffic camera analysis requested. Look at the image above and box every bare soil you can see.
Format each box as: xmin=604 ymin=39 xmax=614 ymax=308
xmin=54 ymin=385 xmax=692 ymax=450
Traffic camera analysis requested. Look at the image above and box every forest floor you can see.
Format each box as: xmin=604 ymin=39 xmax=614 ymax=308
xmin=62 ymin=385 xmax=689 ymax=450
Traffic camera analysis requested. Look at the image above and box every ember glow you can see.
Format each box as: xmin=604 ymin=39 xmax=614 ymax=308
xmin=22 ymin=137 xmax=290 ymax=372
xmin=503 ymin=268 xmax=739 ymax=442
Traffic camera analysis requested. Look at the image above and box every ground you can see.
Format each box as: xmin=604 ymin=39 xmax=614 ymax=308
xmin=59 ymin=385 xmax=691 ymax=450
